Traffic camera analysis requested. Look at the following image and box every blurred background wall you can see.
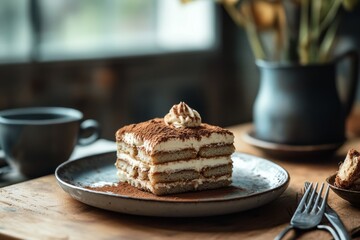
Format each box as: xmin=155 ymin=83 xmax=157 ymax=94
xmin=0 ymin=0 xmax=359 ymax=140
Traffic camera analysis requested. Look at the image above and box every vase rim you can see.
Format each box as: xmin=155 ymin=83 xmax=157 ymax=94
xmin=255 ymin=59 xmax=334 ymax=69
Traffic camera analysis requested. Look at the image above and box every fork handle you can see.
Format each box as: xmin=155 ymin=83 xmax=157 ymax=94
xmin=317 ymin=225 xmax=340 ymax=240
xmin=274 ymin=225 xmax=293 ymax=240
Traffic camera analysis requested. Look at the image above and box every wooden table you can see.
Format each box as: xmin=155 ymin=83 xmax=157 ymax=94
xmin=0 ymin=123 xmax=359 ymax=240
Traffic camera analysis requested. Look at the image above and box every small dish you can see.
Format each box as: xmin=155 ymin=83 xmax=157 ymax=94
xmin=326 ymin=174 xmax=360 ymax=206
xmin=243 ymin=129 xmax=344 ymax=159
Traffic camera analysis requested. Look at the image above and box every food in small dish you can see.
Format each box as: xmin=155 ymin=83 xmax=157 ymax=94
xmin=115 ymin=102 xmax=235 ymax=195
xmin=326 ymin=174 xmax=360 ymax=206
xmin=335 ymin=149 xmax=360 ymax=191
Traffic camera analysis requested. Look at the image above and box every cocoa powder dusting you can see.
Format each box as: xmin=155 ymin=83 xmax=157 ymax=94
xmin=115 ymin=118 xmax=233 ymax=150
xmin=86 ymin=182 xmax=156 ymax=199
xmin=86 ymin=182 xmax=239 ymax=202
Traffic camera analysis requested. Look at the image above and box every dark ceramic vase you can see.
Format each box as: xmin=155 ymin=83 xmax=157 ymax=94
xmin=254 ymin=50 xmax=359 ymax=145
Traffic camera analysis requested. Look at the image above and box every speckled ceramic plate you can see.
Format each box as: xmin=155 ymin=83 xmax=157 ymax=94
xmin=55 ymin=152 xmax=290 ymax=217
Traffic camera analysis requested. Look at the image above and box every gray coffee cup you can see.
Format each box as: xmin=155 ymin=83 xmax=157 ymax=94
xmin=0 ymin=107 xmax=100 ymax=178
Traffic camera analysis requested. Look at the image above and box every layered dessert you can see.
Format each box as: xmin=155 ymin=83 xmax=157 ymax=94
xmin=115 ymin=102 xmax=235 ymax=195
xmin=335 ymin=149 xmax=360 ymax=191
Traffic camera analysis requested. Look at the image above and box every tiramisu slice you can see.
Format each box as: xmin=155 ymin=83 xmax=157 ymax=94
xmin=335 ymin=149 xmax=360 ymax=191
xmin=115 ymin=102 xmax=235 ymax=195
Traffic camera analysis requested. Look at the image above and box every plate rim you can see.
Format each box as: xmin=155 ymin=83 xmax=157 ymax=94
xmin=55 ymin=151 xmax=290 ymax=204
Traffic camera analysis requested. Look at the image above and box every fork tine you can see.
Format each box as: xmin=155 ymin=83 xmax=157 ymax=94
xmin=283 ymin=182 xmax=330 ymax=235
xmin=295 ymin=183 xmax=313 ymax=213
xmin=311 ymin=183 xmax=324 ymax=214
xmin=305 ymin=182 xmax=318 ymax=213
xmin=319 ymin=184 xmax=330 ymax=212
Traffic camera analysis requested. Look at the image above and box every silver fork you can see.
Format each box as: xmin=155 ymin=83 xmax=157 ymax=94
xmin=304 ymin=182 xmax=344 ymax=240
xmin=275 ymin=183 xmax=330 ymax=240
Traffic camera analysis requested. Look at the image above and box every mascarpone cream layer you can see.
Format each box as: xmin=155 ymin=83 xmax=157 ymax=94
xmin=122 ymin=132 xmax=234 ymax=153
xmin=117 ymin=152 xmax=232 ymax=173
xmin=117 ymin=169 xmax=230 ymax=190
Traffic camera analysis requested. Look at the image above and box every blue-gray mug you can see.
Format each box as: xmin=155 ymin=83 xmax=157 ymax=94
xmin=0 ymin=107 xmax=100 ymax=178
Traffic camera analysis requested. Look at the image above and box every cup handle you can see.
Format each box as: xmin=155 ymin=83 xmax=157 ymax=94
xmin=0 ymin=156 xmax=11 ymax=176
xmin=0 ymin=165 xmax=11 ymax=176
xmin=335 ymin=49 xmax=359 ymax=117
xmin=78 ymin=119 xmax=100 ymax=146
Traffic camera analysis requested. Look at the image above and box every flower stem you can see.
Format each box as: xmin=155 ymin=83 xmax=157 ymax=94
xmin=310 ymin=0 xmax=322 ymax=62
xmin=319 ymin=0 xmax=342 ymax=33
xmin=223 ymin=2 xmax=266 ymax=60
xmin=299 ymin=0 xmax=310 ymax=64
xmin=319 ymin=16 xmax=340 ymax=62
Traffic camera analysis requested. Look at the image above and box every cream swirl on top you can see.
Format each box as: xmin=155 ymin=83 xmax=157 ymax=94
xmin=164 ymin=102 xmax=201 ymax=128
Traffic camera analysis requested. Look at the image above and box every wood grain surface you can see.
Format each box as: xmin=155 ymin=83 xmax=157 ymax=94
xmin=0 ymin=123 xmax=360 ymax=240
